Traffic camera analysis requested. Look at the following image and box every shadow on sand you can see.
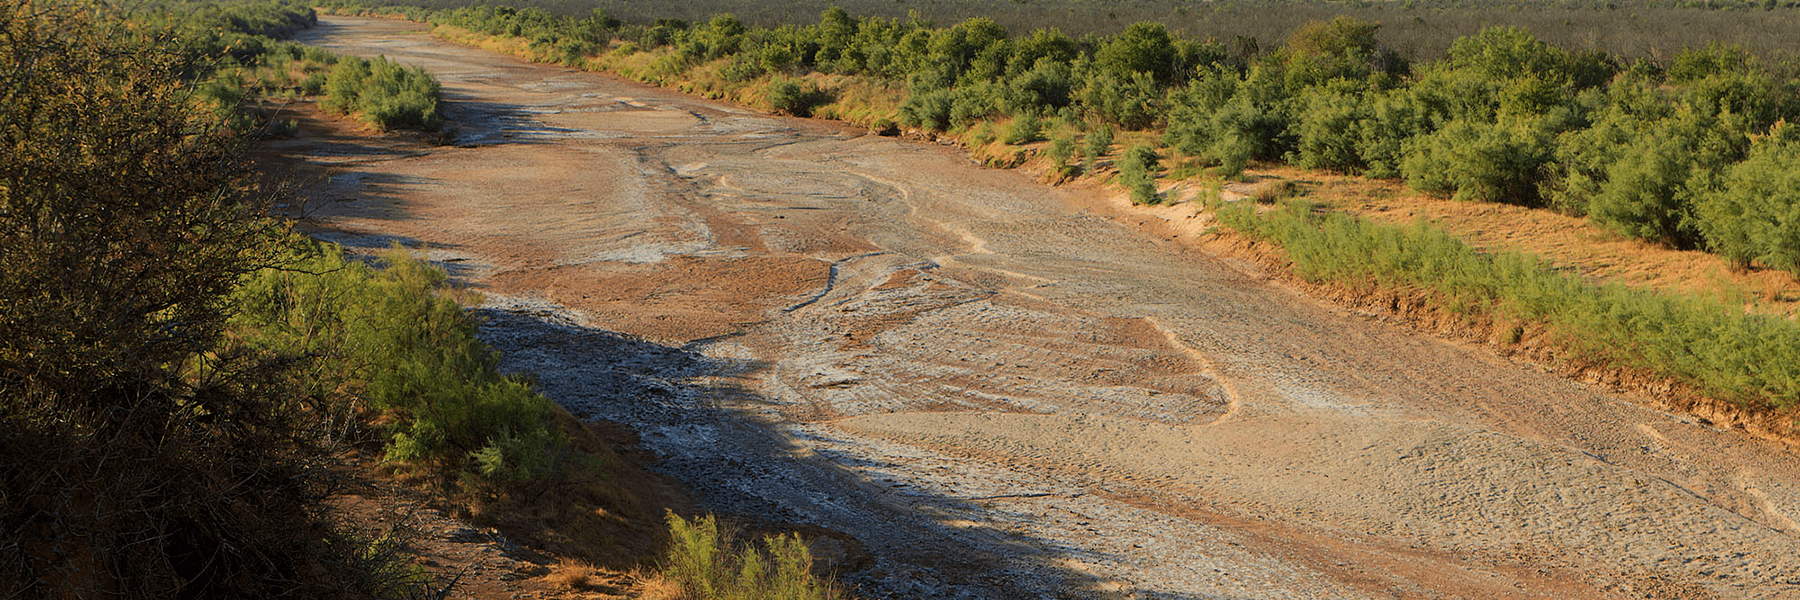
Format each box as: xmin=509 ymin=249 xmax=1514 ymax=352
xmin=472 ymin=303 xmax=1226 ymax=600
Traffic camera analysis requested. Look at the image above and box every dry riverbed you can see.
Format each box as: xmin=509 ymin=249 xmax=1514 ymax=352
xmin=262 ymin=16 xmax=1800 ymax=599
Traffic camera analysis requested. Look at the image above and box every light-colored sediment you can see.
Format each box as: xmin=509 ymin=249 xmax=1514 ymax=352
xmin=261 ymin=16 xmax=1800 ymax=599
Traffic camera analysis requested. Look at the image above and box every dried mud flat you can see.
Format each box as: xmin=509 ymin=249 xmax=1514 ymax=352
xmin=266 ymin=16 xmax=1800 ymax=599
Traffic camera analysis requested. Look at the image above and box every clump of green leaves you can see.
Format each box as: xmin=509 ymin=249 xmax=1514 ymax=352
xmin=1047 ymin=131 xmax=1078 ymax=178
xmin=1083 ymin=124 xmax=1115 ymax=170
xmin=1696 ymin=123 xmax=1800 ymax=276
xmin=232 ymin=241 xmax=566 ymax=487
xmin=322 ymin=54 xmax=443 ymax=130
xmin=766 ymin=75 xmax=834 ymax=118
xmin=1004 ymin=111 xmax=1045 ymax=145
xmin=660 ymin=512 xmax=842 ymax=600
xmin=1118 ymin=143 xmax=1161 ymax=204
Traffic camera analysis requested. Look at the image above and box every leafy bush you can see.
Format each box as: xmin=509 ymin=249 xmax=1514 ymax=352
xmin=1279 ymin=16 xmax=1385 ymax=90
xmin=1162 ymin=65 xmax=1289 ymax=176
xmin=767 ymin=77 xmax=830 ymax=117
xmin=1401 ymin=117 xmax=1553 ymax=205
xmin=1095 ymin=21 xmax=1180 ymax=85
xmin=1290 ymin=85 xmax=1369 ymax=173
xmin=1083 ymin=123 xmax=1114 ymax=169
xmin=1444 ymin=26 xmax=1577 ymax=83
xmin=322 ymin=54 xmax=443 ymax=130
xmin=900 ymin=87 xmax=955 ymax=130
xmin=1047 ymin=132 xmax=1078 ymax=177
xmin=1078 ymin=70 xmax=1161 ymax=130
xmin=1004 ymin=111 xmax=1044 ymax=145
xmin=1697 ymin=124 xmax=1800 ymax=276
xmin=232 ymin=241 xmax=567 ymax=487
xmin=1354 ymin=89 xmax=1432 ymax=179
xmin=1118 ymin=143 xmax=1161 ymax=204
xmin=1586 ymin=131 xmax=1704 ymax=246
xmin=1541 ymin=79 xmax=1669 ymax=214
xmin=947 ymin=81 xmax=1005 ymax=129
xmin=660 ymin=512 xmax=842 ymax=600
xmin=1006 ymin=58 xmax=1075 ymax=113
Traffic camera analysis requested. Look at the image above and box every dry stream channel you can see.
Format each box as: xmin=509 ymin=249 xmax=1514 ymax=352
xmin=273 ymin=16 xmax=1800 ymax=599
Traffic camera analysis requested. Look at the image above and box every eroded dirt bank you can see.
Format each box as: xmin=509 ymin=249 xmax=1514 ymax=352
xmin=266 ymin=16 xmax=1800 ymax=599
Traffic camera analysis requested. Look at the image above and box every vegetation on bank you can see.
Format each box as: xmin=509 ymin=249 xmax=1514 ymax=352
xmin=321 ymin=55 xmax=446 ymax=129
xmin=0 ymin=1 xmax=554 ymax=596
xmin=134 ymin=0 xmax=444 ymax=131
xmin=232 ymin=241 xmax=568 ymax=487
xmin=5 ymin=2 xmax=852 ymax=597
xmin=324 ymin=2 xmax=1800 ymax=276
xmin=656 ymin=513 xmax=845 ymax=600
xmin=1215 ymin=197 xmax=1800 ymax=411
xmin=2 ymin=1 xmax=407 ymax=596
xmin=317 ymin=1 xmax=1800 ymax=416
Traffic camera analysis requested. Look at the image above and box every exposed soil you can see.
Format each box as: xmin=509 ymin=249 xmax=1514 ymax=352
xmin=261 ymin=16 xmax=1800 ymax=599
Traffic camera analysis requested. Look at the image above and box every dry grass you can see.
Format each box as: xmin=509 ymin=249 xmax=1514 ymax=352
xmin=547 ymin=560 xmax=599 ymax=589
xmin=634 ymin=573 xmax=685 ymax=600
xmin=1251 ymin=178 xmax=1302 ymax=204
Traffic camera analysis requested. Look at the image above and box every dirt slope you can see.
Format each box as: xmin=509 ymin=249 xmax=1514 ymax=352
xmin=264 ymin=16 xmax=1800 ymax=599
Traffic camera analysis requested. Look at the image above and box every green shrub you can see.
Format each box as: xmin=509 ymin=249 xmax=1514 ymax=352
xmin=1047 ymin=132 xmax=1078 ymax=177
xmin=1094 ymin=21 xmax=1179 ymax=85
xmin=1006 ymin=58 xmax=1075 ymax=113
xmin=1290 ymin=86 xmax=1369 ymax=173
xmin=900 ymin=87 xmax=955 ymax=131
xmin=1079 ymin=70 xmax=1161 ymax=129
xmin=1118 ymin=143 xmax=1161 ymax=204
xmin=1083 ymin=123 xmax=1115 ymax=168
xmin=1163 ymin=67 xmax=1288 ymax=177
xmin=1587 ymin=133 xmax=1703 ymax=246
xmin=1444 ymin=26 xmax=1575 ymax=82
xmin=1279 ymin=17 xmax=1382 ymax=90
xmin=661 ymin=512 xmax=842 ymax=600
xmin=1697 ymin=124 xmax=1800 ymax=276
xmin=321 ymin=54 xmax=442 ymax=130
xmin=767 ymin=77 xmax=828 ymax=117
xmin=1003 ymin=111 xmax=1044 ymax=145
xmin=1355 ymin=89 xmax=1432 ymax=179
xmin=1401 ymin=117 xmax=1552 ymax=204
xmin=949 ymin=81 xmax=1005 ymax=129
xmin=1542 ymin=81 xmax=1666 ymax=214
xmin=231 ymin=241 xmax=565 ymax=486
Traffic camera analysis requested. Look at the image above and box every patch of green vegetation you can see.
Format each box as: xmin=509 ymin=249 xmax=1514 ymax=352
xmin=1118 ymin=143 xmax=1162 ymax=204
xmin=0 ymin=1 xmax=463 ymax=596
xmin=231 ymin=240 xmax=566 ymax=487
xmin=660 ymin=512 xmax=843 ymax=600
xmin=766 ymin=76 xmax=831 ymax=117
xmin=1003 ymin=111 xmax=1045 ymax=145
xmin=361 ymin=1 xmax=1800 ymax=278
xmin=1046 ymin=131 xmax=1079 ymax=178
xmin=321 ymin=55 xmax=444 ymax=130
xmin=1082 ymin=123 xmax=1115 ymax=170
xmin=1215 ymin=199 xmax=1800 ymax=410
